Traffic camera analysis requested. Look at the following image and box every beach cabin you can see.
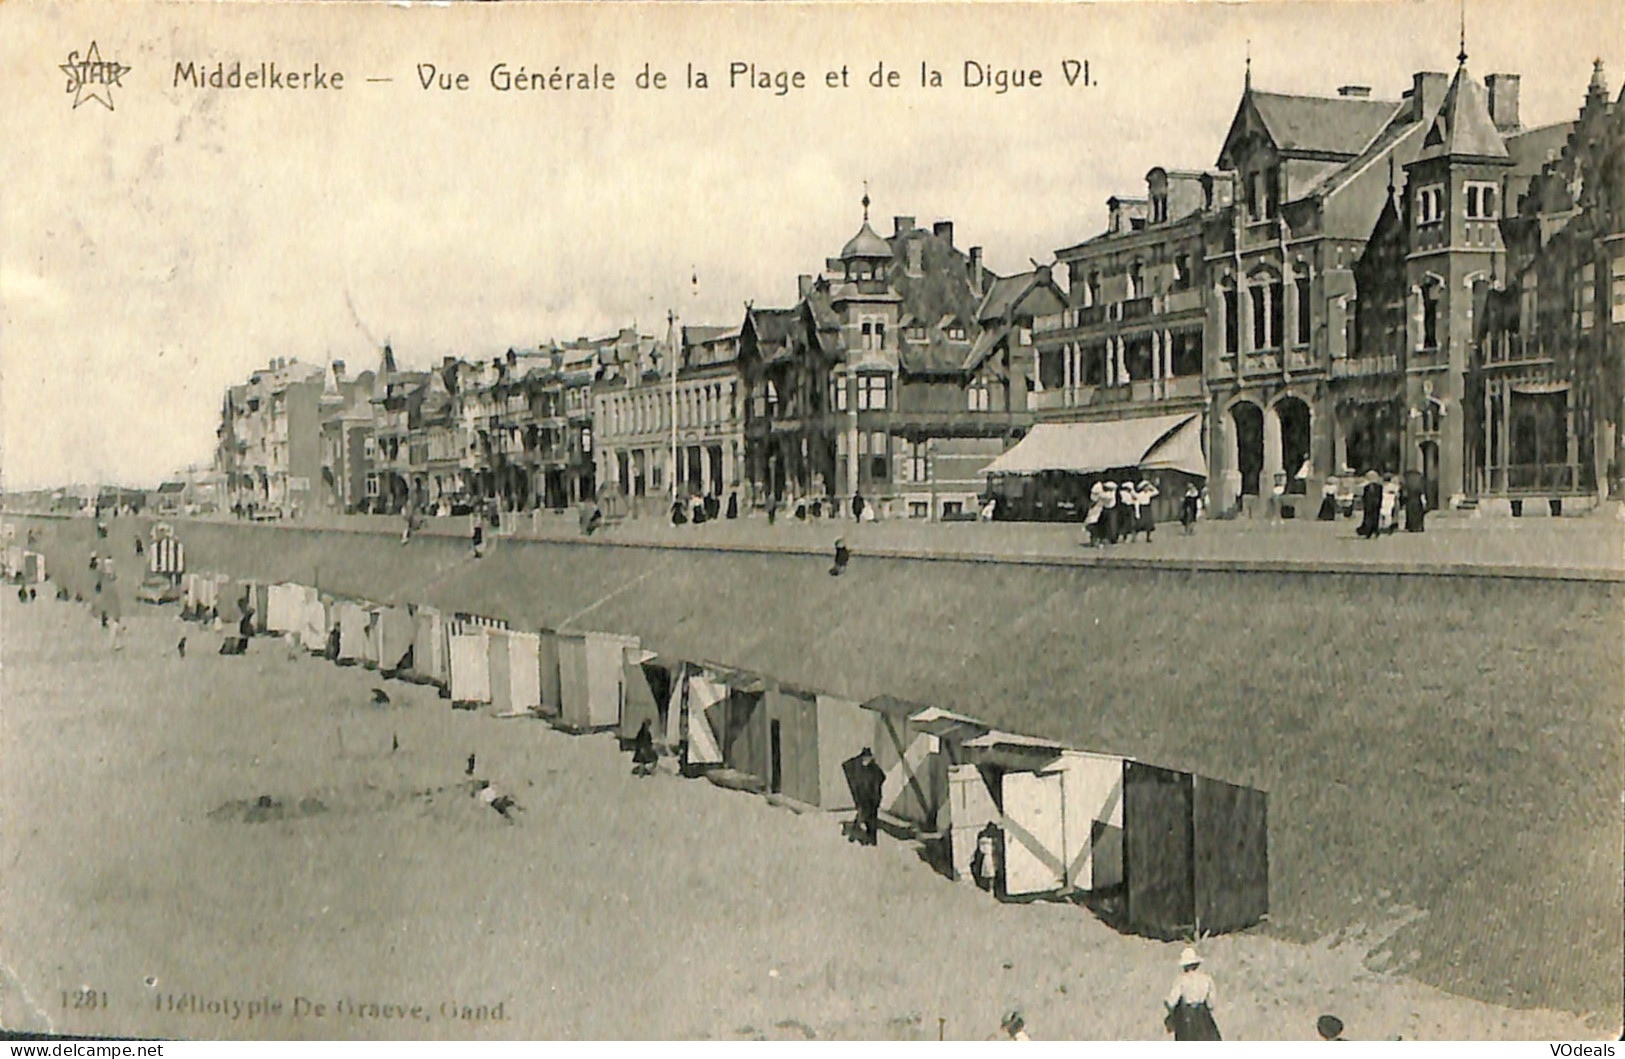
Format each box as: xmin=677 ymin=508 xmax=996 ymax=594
xmin=334 ymin=600 xmax=371 ymax=663
xmin=678 ymin=664 xmax=731 ymax=770
xmin=954 ymin=733 xmax=1128 ymax=899
xmin=862 ymin=696 xmax=965 ymax=833
xmin=447 ymin=625 xmax=493 ymax=705
xmin=1121 ymin=762 xmax=1270 ymax=938
xmin=266 ymin=582 xmax=306 ymax=635
xmin=296 ymin=588 xmax=328 ymax=652
xmin=759 ymin=684 xmax=878 ymax=810
xmin=374 ymin=605 xmax=415 ymax=675
xmin=406 ymin=605 xmax=447 ymax=686
xmin=556 ymin=630 xmax=639 ymax=731
xmin=620 ymin=651 xmax=682 ymax=747
xmin=536 ymin=629 xmax=562 ymax=718
xmin=489 ymin=628 xmax=541 ymax=716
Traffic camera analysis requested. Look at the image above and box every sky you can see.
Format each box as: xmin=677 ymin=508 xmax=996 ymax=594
xmin=2 ymin=0 xmax=1622 ymax=489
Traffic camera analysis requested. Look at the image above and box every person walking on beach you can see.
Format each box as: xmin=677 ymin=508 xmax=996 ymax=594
xmin=829 ymin=537 xmax=850 ymax=577
xmin=1163 ymin=946 xmax=1220 ymax=1041
xmin=630 ymin=719 xmax=658 ymax=777
xmin=844 ymin=747 xmax=885 ymax=846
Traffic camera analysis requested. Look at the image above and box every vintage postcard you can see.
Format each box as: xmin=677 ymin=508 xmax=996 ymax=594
xmin=1 ymin=0 xmax=1622 ymax=1044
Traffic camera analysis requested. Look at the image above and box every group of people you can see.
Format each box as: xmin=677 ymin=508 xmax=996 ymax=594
xmin=671 ymin=490 xmax=739 ymax=526
xmin=1353 ymin=470 xmax=1428 ymax=538
xmin=1083 ymin=477 xmax=1182 ymax=546
xmin=765 ymin=490 xmax=878 ymax=527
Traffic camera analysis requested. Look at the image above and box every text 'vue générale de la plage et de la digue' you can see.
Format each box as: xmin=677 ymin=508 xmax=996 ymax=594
xmin=171 ymin=58 xmax=1096 ymax=96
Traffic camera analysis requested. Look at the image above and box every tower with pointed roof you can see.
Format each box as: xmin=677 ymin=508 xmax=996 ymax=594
xmin=1398 ymin=43 xmax=1514 ymax=502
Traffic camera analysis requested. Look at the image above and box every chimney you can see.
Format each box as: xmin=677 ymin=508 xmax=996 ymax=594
xmin=1486 ymin=73 xmax=1521 ymax=132
xmin=1337 ymin=85 xmax=1372 ymax=98
xmin=332 ymin=360 xmax=346 ymax=378
xmin=1408 ymin=71 xmax=1448 ymax=123
xmin=933 ymin=220 xmax=954 ymax=248
xmin=442 ymin=355 xmax=456 ymax=369
xmin=969 ymin=246 xmax=985 ymax=296
xmin=893 ymin=215 xmax=916 ymax=237
xmin=798 ymin=274 xmax=814 ymax=298
xmin=507 ymin=349 xmax=518 ymax=366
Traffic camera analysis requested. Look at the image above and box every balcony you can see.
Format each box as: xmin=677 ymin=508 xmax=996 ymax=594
xmin=1480 ymin=333 xmax=1554 ymax=367
xmin=1120 ymin=297 xmax=1155 ymax=322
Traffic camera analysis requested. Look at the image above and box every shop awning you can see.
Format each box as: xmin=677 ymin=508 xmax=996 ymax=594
xmin=983 ymin=413 xmax=1205 ymax=477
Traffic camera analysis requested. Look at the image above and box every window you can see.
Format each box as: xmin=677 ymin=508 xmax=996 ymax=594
xmin=909 ymin=501 xmax=929 ymax=519
xmin=1083 ymin=343 xmax=1105 ymax=386
xmin=1416 ymin=185 xmax=1444 ymax=225
xmin=1151 ymin=192 xmax=1168 ymax=224
xmin=1464 ymin=182 xmax=1498 ymax=220
xmin=1251 ymin=287 xmax=1268 ymax=349
xmin=832 ymin=376 xmax=849 ymax=411
xmin=1295 ymin=276 xmax=1312 ymax=346
xmin=858 ymin=374 xmax=888 ymax=411
xmin=861 ymin=317 xmax=886 ymax=351
xmin=1422 ymin=283 xmax=1440 ymax=349
xmin=766 ymin=380 xmax=779 ymax=417
xmin=870 ymin=431 xmax=889 ymax=480
xmin=1578 ymin=262 xmax=1596 ymax=332
xmin=1173 ymin=253 xmax=1191 ymax=290
xmin=909 ymin=440 xmax=928 ymax=481
xmin=365 ymin=475 xmax=379 ymax=497
xmin=1612 ymin=256 xmax=1625 ymax=325
xmin=968 ymin=379 xmax=990 ymax=411
xmin=363 ymin=436 xmax=377 ymax=459
xmin=1520 ymin=270 xmax=1539 ymax=336
xmin=1171 ymin=330 xmax=1203 ymax=377
xmin=1250 ymin=278 xmax=1282 ymax=349
xmin=945 ymin=324 xmax=966 ymax=341
xmin=905 ymin=326 xmax=926 ymax=342
xmin=1223 ymin=288 xmax=1239 ymax=354
xmin=1087 ymin=272 xmax=1101 ymax=308
xmin=1129 ymin=262 xmax=1144 ymax=300
xmin=581 ymin=428 xmax=592 ymax=454
xmin=1420 ymin=400 xmax=1442 ymax=433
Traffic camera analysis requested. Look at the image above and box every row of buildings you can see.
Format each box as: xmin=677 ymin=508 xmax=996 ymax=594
xmin=215 ymin=51 xmax=1624 ymax=521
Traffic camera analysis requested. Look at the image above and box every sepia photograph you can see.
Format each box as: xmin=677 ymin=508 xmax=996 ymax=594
xmin=1 ymin=0 xmax=1622 ymax=1043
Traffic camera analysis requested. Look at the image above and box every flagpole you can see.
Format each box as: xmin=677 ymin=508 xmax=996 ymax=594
xmin=669 ymin=308 xmax=678 ymax=502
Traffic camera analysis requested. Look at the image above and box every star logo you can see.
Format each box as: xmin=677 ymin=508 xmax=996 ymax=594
xmin=60 ymin=42 xmax=130 ymax=111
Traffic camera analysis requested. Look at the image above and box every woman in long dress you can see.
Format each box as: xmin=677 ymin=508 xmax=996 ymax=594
xmin=1084 ymin=480 xmax=1107 ymax=546
xmin=1164 ymin=946 xmax=1221 ymax=1041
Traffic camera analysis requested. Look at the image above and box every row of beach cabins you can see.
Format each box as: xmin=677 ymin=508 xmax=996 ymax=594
xmin=21 ymin=523 xmax=1271 ymax=942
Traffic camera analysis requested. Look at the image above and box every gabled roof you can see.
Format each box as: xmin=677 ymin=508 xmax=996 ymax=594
xmin=744 ymin=306 xmax=800 ymax=345
xmin=961 ymin=325 xmax=1010 ymax=373
xmin=1299 ymin=109 xmax=1427 ymax=200
xmin=1416 ymin=65 xmax=1510 ymax=162
xmin=1246 ymin=90 xmax=1402 ymax=157
xmin=975 ymin=273 xmax=1033 ymax=323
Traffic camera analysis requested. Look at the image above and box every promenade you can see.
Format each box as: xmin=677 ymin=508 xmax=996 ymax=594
xmin=252 ymin=503 xmax=1625 ymax=581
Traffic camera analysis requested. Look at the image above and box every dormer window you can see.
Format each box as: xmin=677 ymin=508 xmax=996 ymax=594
xmin=1151 ymin=192 xmax=1168 ymax=225
xmin=967 ymin=378 xmax=991 ymax=412
xmin=1416 ymin=185 xmax=1445 ymax=226
xmin=905 ymin=326 xmax=926 ymax=342
xmin=1464 ymin=182 xmax=1498 ymax=220
xmin=945 ymin=325 xmax=966 ymax=341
